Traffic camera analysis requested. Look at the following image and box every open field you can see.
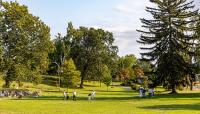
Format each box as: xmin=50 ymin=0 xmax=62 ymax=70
xmin=0 ymin=81 xmax=200 ymax=114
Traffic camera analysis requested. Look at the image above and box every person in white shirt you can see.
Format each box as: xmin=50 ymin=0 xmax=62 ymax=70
xmin=63 ymin=91 xmax=69 ymax=100
xmin=91 ymin=90 xmax=96 ymax=100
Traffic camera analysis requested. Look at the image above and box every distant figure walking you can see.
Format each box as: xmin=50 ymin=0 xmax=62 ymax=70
xmin=148 ymin=88 xmax=154 ymax=97
xmin=142 ymin=88 xmax=146 ymax=97
xmin=64 ymin=91 xmax=69 ymax=100
xmin=72 ymin=91 xmax=77 ymax=101
xmin=91 ymin=90 xmax=96 ymax=100
xmin=139 ymin=87 xmax=143 ymax=97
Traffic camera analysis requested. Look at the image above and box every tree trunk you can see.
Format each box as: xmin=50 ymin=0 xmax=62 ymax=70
xmin=189 ymin=55 xmax=193 ymax=91
xmin=80 ymin=75 xmax=84 ymax=88
xmin=190 ymin=79 xmax=193 ymax=91
xmin=5 ymin=80 xmax=10 ymax=88
xmin=99 ymin=80 xmax=102 ymax=87
xmin=170 ymin=84 xmax=177 ymax=94
xmin=79 ymin=64 xmax=88 ymax=88
xmin=107 ymin=86 xmax=108 ymax=92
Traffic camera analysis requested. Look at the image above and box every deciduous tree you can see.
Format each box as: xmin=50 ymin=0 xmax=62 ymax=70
xmin=0 ymin=1 xmax=53 ymax=87
xmin=67 ymin=23 xmax=118 ymax=88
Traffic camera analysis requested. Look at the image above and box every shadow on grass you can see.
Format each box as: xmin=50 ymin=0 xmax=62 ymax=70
xmin=9 ymin=93 xmax=200 ymax=102
xmin=11 ymin=95 xmax=135 ymax=101
xmin=129 ymin=93 xmax=200 ymax=104
xmin=96 ymin=90 xmax=133 ymax=93
xmin=97 ymin=93 xmax=134 ymax=96
xmin=144 ymin=93 xmax=200 ymax=99
xmin=83 ymin=84 xmax=101 ymax=87
xmin=140 ymin=103 xmax=200 ymax=111
xmin=44 ymin=90 xmax=61 ymax=93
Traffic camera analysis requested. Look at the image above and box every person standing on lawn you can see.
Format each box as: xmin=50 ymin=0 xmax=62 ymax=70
xmin=91 ymin=90 xmax=96 ymax=100
xmin=72 ymin=91 xmax=77 ymax=101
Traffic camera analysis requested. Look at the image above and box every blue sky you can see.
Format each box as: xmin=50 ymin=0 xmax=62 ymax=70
xmin=3 ymin=0 xmax=200 ymax=57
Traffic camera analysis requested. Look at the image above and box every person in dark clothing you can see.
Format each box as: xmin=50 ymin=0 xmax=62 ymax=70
xmin=72 ymin=91 xmax=77 ymax=101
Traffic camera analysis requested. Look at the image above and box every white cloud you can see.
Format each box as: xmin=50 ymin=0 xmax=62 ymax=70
xmin=101 ymin=0 xmax=199 ymax=57
xmin=100 ymin=0 xmax=152 ymax=57
xmin=115 ymin=0 xmax=150 ymax=14
xmin=114 ymin=30 xmax=141 ymax=57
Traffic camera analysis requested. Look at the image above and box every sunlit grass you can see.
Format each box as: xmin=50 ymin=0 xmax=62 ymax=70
xmin=0 ymin=80 xmax=200 ymax=114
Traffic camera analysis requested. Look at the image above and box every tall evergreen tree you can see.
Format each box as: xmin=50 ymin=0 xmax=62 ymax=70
xmin=192 ymin=15 xmax=200 ymax=75
xmin=137 ymin=0 xmax=198 ymax=93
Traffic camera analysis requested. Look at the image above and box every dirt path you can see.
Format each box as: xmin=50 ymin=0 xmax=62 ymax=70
xmin=121 ymin=86 xmax=132 ymax=91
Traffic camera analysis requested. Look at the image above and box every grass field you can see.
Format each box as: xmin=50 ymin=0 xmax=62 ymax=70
xmin=0 ymin=81 xmax=200 ymax=114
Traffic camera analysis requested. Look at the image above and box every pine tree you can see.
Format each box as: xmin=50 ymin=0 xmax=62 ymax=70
xmin=137 ymin=0 xmax=198 ymax=93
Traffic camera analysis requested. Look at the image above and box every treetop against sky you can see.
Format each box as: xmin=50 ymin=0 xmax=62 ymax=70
xmin=3 ymin=0 xmax=200 ymax=57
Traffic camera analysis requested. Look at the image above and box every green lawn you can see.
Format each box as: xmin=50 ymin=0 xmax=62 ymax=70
xmin=0 ymin=81 xmax=200 ymax=114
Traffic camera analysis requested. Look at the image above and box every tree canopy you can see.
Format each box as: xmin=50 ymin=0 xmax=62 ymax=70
xmin=0 ymin=1 xmax=53 ymax=87
xmin=66 ymin=23 xmax=118 ymax=88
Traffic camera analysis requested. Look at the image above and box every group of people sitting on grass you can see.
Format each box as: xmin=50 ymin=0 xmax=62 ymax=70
xmin=63 ymin=90 xmax=96 ymax=101
xmin=139 ymin=87 xmax=154 ymax=97
xmin=0 ymin=90 xmax=39 ymax=99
